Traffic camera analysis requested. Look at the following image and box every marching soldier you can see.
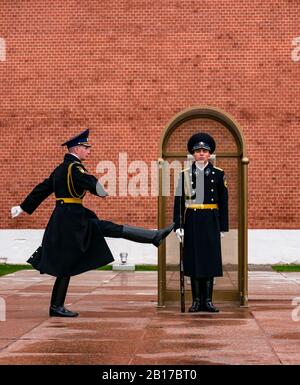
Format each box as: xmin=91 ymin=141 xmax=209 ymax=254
xmin=173 ymin=132 xmax=228 ymax=313
xmin=11 ymin=129 xmax=173 ymax=317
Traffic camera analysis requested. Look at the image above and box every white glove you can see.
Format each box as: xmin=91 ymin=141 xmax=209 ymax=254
xmin=176 ymin=228 xmax=184 ymax=243
xmin=11 ymin=206 xmax=23 ymax=218
xmin=221 ymin=232 xmax=225 ymax=238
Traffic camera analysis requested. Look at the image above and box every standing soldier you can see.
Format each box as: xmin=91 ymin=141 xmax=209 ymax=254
xmin=11 ymin=129 xmax=173 ymax=317
xmin=173 ymin=132 xmax=228 ymax=313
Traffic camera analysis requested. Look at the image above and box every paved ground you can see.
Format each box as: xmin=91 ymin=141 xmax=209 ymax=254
xmin=0 ymin=270 xmax=300 ymax=365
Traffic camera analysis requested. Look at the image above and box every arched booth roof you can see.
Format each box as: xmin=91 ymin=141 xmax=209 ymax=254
xmin=159 ymin=106 xmax=247 ymax=158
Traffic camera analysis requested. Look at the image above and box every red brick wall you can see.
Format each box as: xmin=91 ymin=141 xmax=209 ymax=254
xmin=1 ymin=0 xmax=299 ymax=230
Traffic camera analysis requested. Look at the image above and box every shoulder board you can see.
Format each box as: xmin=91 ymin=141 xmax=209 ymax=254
xmin=213 ymin=166 xmax=223 ymax=172
xmin=71 ymin=162 xmax=86 ymax=173
xmin=76 ymin=166 xmax=85 ymax=174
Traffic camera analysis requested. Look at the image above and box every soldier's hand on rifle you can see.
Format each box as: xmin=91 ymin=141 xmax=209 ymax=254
xmin=176 ymin=228 xmax=184 ymax=243
xmin=11 ymin=206 xmax=24 ymax=218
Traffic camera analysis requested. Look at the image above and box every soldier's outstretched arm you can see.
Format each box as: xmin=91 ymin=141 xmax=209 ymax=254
xmin=72 ymin=165 xmax=108 ymax=198
xmin=16 ymin=174 xmax=54 ymax=215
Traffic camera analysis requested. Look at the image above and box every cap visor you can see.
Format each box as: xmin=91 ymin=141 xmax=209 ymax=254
xmin=193 ymin=145 xmax=210 ymax=151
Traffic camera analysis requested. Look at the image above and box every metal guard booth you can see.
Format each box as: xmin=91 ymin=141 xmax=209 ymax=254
xmin=157 ymin=106 xmax=249 ymax=308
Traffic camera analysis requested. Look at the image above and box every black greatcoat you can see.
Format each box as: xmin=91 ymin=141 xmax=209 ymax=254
xmin=173 ymin=162 xmax=229 ymax=278
xmin=21 ymin=154 xmax=116 ymax=277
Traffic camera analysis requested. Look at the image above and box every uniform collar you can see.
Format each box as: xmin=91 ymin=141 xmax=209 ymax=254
xmin=192 ymin=161 xmax=213 ymax=172
xmin=195 ymin=161 xmax=210 ymax=171
xmin=64 ymin=153 xmax=82 ymax=163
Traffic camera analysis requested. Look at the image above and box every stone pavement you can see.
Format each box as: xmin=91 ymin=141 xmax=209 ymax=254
xmin=0 ymin=270 xmax=300 ymax=365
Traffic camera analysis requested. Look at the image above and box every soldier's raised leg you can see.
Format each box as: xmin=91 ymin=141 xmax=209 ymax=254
xmin=96 ymin=220 xmax=174 ymax=247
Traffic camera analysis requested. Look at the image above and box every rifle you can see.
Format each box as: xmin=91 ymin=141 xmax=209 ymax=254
xmin=179 ymin=172 xmax=185 ymax=313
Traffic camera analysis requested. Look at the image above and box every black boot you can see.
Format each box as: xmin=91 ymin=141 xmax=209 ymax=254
xmin=49 ymin=277 xmax=79 ymax=317
xmin=122 ymin=223 xmax=174 ymax=247
xmin=202 ymin=278 xmax=219 ymax=313
xmin=188 ymin=278 xmax=202 ymax=312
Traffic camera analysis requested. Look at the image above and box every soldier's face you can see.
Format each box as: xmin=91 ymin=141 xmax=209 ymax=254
xmin=193 ymin=148 xmax=210 ymax=163
xmin=75 ymin=145 xmax=91 ymax=161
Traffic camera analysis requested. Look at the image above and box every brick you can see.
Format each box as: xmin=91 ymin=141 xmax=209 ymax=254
xmin=0 ymin=1 xmax=299 ymax=229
